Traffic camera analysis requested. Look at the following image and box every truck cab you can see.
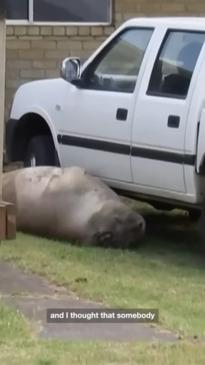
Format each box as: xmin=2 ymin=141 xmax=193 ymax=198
xmin=6 ymin=17 xmax=205 ymax=212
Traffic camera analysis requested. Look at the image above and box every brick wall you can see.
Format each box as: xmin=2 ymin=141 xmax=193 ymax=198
xmin=5 ymin=0 xmax=205 ymax=118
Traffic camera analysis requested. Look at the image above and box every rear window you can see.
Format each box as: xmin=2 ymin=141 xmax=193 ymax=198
xmin=147 ymin=30 xmax=205 ymax=99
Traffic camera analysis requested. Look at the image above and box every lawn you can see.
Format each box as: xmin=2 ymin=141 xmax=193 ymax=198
xmin=0 ymin=303 xmax=205 ymax=365
xmin=0 ymin=202 xmax=205 ymax=364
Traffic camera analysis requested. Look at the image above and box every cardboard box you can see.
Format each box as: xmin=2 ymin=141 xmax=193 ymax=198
xmin=0 ymin=202 xmax=16 ymax=240
xmin=6 ymin=202 xmax=16 ymax=240
xmin=0 ymin=203 xmax=6 ymax=240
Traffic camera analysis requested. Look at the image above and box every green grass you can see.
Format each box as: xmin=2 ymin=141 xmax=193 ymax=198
xmin=0 ymin=302 xmax=205 ymax=365
xmin=0 ymin=203 xmax=205 ymax=364
xmin=0 ymin=204 xmax=204 ymax=336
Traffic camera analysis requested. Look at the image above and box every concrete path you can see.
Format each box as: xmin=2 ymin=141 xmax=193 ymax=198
xmin=0 ymin=261 xmax=178 ymax=341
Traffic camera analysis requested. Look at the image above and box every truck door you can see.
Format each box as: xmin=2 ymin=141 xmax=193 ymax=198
xmin=131 ymin=30 xmax=205 ymax=193
xmin=58 ymin=27 xmax=153 ymax=182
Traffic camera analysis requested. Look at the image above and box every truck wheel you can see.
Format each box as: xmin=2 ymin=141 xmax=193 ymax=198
xmin=24 ymin=135 xmax=56 ymax=167
xmin=199 ymin=205 xmax=205 ymax=251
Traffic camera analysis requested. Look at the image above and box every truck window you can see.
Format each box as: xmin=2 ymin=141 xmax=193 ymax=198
xmin=147 ymin=30 xmax=205 ymax=99
xmin=82 ymin=28 xmax=153 ymax=93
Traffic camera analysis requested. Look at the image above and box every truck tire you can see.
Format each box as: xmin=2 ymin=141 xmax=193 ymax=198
xmin=199 ymin=204 xmax=205 ymax=252
xmin=24 ymin=135 xmax=56 ymax=167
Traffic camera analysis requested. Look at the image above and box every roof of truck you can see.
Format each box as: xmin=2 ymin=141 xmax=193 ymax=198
xmin=124 ymin=17 xmax=205 ymax=30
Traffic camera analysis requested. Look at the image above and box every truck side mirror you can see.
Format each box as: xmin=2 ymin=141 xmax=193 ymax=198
xmin=60 ymin=57 xmax=81 ymax=84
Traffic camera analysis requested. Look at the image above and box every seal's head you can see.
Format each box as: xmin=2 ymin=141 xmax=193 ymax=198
xmin=87 ymin=202 xmax=145 ymax=248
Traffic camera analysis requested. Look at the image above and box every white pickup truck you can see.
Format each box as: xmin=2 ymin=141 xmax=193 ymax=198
xmin=6 ymin=17 xmax=205 ymax=217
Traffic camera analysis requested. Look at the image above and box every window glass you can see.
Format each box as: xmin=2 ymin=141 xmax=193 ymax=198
xmin=6 ymin=0 xmax=28 ymax=20
xmin=148 ymin=31 xmax=205 ymax=98
xmin=83 ymin=28 xmax=153 ymax=93
xmin=0 ymin=1 xmax=6 ymax=18
xmin=33 ymin=0 xmax=111 ymax=23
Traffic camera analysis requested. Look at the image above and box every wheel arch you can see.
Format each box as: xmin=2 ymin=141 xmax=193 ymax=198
xmin=6 ymin=112 xmax=60 ymax=164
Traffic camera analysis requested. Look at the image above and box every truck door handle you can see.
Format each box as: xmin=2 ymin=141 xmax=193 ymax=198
xmin=168 ymin=115 xmax=180 ymax=128
xmin=116 ymin=108 xmax=128 ymax=121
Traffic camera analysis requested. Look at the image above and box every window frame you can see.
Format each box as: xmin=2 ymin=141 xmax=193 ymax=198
xmin=80 ymin=26 xmax=154 ymax=93
xmin=146 ymin=29 xmax=205 ymax=100
xmin=6 ymin=0 xmax=113 ymax=26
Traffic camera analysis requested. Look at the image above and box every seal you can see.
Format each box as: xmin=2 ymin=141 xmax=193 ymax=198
xmin=3 ymin=167 xmax=145 ymax=247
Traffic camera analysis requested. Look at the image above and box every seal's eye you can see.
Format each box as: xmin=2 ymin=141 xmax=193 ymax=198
xmin=96 ymin=231 xmax=113 ymax=245
xmin=93 ymin=231 xmax=114 ymax=246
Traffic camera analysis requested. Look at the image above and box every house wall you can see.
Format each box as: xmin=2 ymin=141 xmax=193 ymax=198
xmin=5 ymin=0 xmax=205 ymax=118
